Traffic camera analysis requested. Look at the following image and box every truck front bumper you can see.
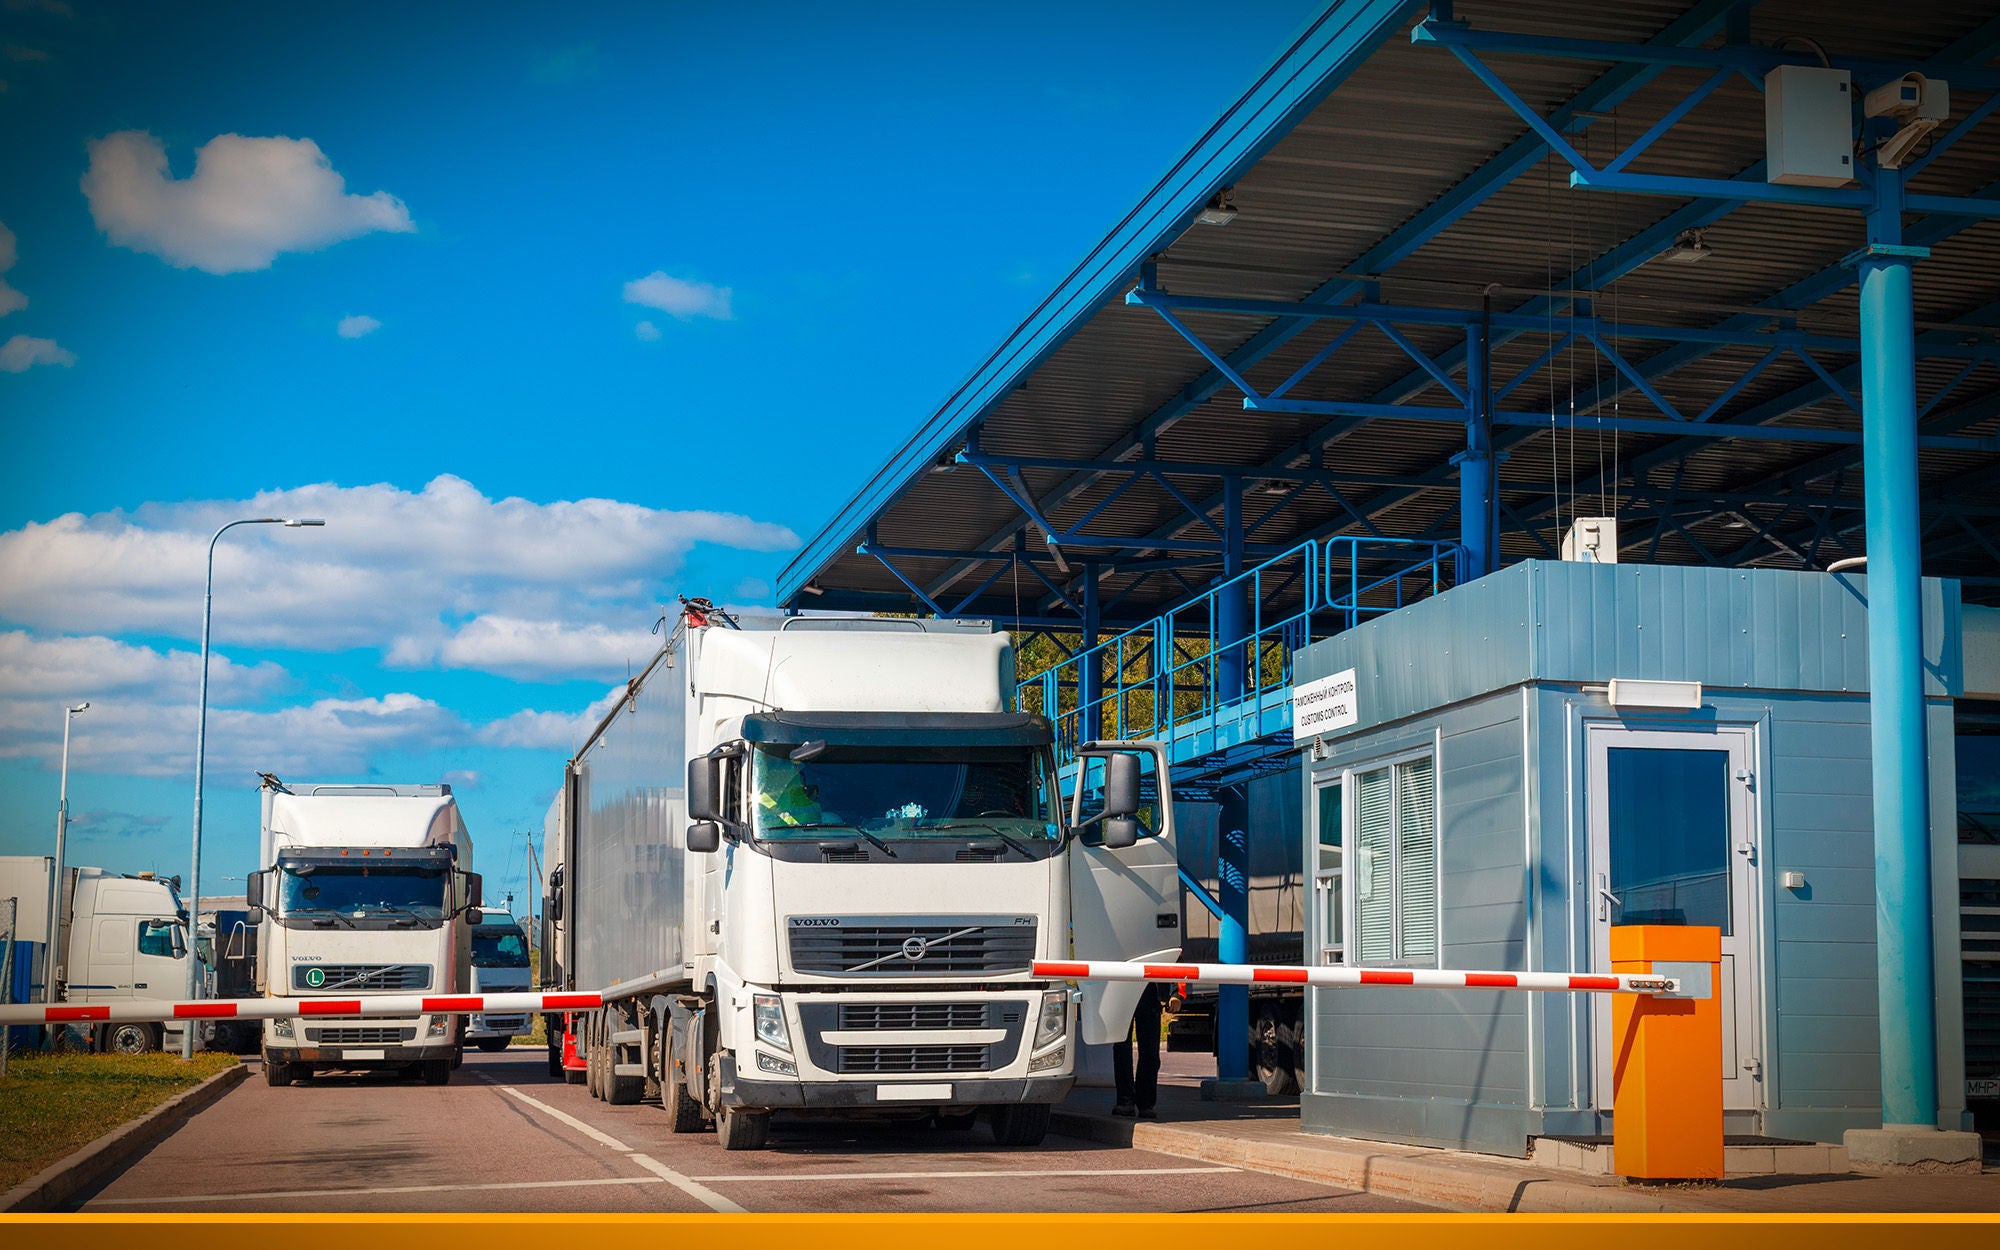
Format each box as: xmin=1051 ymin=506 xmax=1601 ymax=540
xmin=717 ymin=1053 xmax=1073 ymax=1109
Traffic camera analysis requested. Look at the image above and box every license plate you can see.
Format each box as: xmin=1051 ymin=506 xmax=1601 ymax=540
xmin=877 ymin=1083 xmax=951 ymax=1101
xmin=1970 ymin=1078 xmax=2000 ymax=1098
xmin=343 ymin=1049 xmax=386 ymax=1060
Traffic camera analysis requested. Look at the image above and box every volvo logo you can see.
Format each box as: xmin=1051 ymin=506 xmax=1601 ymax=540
xmin=789 ymin=917 xmax=841 ymax=928
xmin=900 ymin=936 xmax=928 ymax=961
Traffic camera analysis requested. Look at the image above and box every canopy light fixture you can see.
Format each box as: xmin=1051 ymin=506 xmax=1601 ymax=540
xmin=1195 ymin=188 xmax=1238 ymax=226
xmin=1606 ymin=679 xmax=1703 ymax=711
xmin=1660 ymin=228 xmax=1714 ymax=264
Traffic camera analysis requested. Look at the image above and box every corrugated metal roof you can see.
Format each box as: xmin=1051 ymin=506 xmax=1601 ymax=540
xmin=780 ymin=1 xmax=2000 ymax=619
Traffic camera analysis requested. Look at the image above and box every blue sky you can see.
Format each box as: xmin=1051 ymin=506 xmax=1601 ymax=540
xmin=0 ymin=0 xmax=1322 ymax=918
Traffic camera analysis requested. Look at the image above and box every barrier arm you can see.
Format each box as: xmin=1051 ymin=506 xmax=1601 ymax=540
xmin=1031 ymin=959 xmax=1678 ymax=994
xmin=0 ymin=990 xmax=606 ymax=1027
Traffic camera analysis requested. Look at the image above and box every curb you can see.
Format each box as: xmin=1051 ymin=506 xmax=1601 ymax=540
xmin=1050 ymin=1108 xmax=1702 ymax=1213
xmin=2 ymin=1059 xmax=250 ymax=1213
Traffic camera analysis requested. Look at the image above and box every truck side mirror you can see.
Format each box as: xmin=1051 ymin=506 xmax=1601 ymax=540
xmin=688 ymin=820 xmax=722 ymax=853
xmin=1103 ymin=816 xmax=1139 ymax=850
xmin=1101 ymin=752 xmax=1141 ymax=819
xmin=688 ymin=755 xmax=725 ymax=822
xmin=466 ymin=872 xmax=483 ymax=912
xmin=245 ymin=870 xmax=264 ymax=919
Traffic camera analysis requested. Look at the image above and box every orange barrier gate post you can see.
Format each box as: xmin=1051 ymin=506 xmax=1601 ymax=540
xmin=1610 ymin=924 xmax=1723 ymax=1181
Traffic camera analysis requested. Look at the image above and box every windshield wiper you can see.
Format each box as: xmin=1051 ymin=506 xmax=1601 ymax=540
xmin=364 ymin=905 xmax=430 ymax=927
xmin=284 ymin=907 xmax=352 ymax=929
xmin=791 ymin=822 xmax=898 ymax=858
xmin=936 ymin=822 xmax=1039 ymax=858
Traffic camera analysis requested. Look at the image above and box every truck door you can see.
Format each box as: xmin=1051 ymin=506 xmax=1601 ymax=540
xmin=1067 ymin=741 xmax=1180 ymax=1045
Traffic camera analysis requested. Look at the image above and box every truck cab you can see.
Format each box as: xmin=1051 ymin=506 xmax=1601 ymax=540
xmin=464 ymin=913 xmax=532 ymax=1050
xmin=64 ymin=868 xmax=191 ymax=1055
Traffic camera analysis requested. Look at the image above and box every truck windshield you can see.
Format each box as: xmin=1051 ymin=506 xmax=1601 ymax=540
xmin=751 ymin=744 xmax=1060 ymax=842
xmin=276 ymin=862 xmax=449 ymax=920
xmin=472 ymin=929 xmax=529 ymax=967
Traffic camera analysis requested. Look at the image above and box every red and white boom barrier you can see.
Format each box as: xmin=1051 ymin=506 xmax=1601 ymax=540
xmin=0 ymin=962 xmax=1677 ymax=1029
xmin=1031 ymin=959 xmax=1678 ymax=994
xmin=0 ymin=990 xmax=605 ymax=1028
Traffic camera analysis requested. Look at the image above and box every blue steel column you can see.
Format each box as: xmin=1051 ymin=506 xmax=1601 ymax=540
xmin=1081 ymin=562 xmax=1102 ymax=740
xmin=1857 ymin=163 xmax=1938 ymax=1129
xmin=1215 ymin=478 xmax=1251 ymax=1081
xmin=1454 ymin=306 xmax=1498 ymax=579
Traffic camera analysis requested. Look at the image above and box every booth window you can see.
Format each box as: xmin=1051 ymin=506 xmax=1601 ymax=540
xmin=1352 ymin=754 xmax=1437 ymax=964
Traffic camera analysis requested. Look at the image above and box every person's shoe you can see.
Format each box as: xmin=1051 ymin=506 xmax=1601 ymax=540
xmin=1137 ymin=1108 xmax=1158 ymax=1120
xmin=1111 ymin=1102 xmax=1138 ymax=1117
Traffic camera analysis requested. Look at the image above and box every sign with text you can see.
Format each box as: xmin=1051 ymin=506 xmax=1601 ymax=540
xmin=1292 ymin=668 xmax=1359 ymax=737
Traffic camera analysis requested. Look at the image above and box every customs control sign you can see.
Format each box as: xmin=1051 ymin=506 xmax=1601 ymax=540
xmin=1292 ymin=668 xmax=1359 ymax=737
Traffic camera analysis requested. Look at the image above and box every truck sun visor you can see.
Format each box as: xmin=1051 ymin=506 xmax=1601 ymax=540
xmin=739 ymin=710 xmax=1053 ymax=748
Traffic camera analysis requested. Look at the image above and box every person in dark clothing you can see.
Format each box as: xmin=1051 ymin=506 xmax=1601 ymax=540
xmin=1111 ymin=982 xmax=1163 ymax=1118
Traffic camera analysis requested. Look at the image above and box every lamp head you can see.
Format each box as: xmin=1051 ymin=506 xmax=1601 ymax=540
xmin=69 ymin=701 xmax=89 ymax=714
xmin=283 ymin=518 xmax=326 ymax=527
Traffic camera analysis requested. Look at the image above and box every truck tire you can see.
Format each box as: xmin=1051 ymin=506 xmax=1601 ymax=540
xmin=105 ymin=1022 xmax=159 ymax=1056
xmin=264 ymin=1060 xmax=294 ymax=1087
xmin=660 ymin=1032 xmax=705 ymax=1133
xmin=547 ymin=1039 xmax=564 ymax=1079
xmin=422 ymin=1059 xmax=452 ymax=1086
xmin=1255 ymin=1005 xmax=1299 ymax=1097
xmin=478 ymin=1038 xmax=510 ymax=1052
xmin=715 ymin=1103 xmax=770 ymax=1151
xmin=607 ymin=1063 xmax=644 ymax=1104
xmin=988 ymin=1102 xmax=1051 ymax=1147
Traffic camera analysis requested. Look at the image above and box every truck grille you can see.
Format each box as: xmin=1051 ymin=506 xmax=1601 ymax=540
xmin=788 ymin=917 xmax=1036 ymax=976
xmin=306 ymin=1026 xmax=416 ymax=1045
xmin=292 ymin=964 xmax=431 ymax=992
xmin=838 ymin=1044 xmax=989 ymax=1074
xmin=839 ymin=1002 xmax=990 ymax=1030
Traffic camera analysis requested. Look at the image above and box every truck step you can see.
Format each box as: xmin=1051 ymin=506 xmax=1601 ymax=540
xmin=612 ymin=1063 xmax=646 ymax=1078
xmin=611 ymin=1029 xmax=643 ymax=1046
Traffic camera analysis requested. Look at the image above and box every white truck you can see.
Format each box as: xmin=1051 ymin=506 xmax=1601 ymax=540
xmin=463 ymin=912 xmax=532 ymax=1051
xmin=245 ymin=780 xmax=482 ymax=1086
xmin=543 ymin=604 xmax=1181 ymax=1150
xmin=0 ymin=855 xmax=192 ymax=1054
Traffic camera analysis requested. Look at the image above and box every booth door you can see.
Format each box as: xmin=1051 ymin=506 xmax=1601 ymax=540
xmin=1587 ymin=724 xmax=1762 ymax=1114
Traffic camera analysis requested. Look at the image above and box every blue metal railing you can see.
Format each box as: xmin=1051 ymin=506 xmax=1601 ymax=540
xmin=1020 ymin=535 xmax=1463 ymax=770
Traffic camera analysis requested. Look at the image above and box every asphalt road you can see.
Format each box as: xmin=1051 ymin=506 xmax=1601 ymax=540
xmin=75 ymin=1050 xmax=1428 ymax=1213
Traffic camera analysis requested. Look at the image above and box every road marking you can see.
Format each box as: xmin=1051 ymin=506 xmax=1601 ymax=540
xmin=628 ymin=1154 xmax=748 ymax=1213
xmin=687 ymin=1166 xmax=1241 ymax=1182
xmin=491 ymin=1083 xmax=745 ymax=1214
xmin=92 ymin=1176 xmax=664 ymax=1206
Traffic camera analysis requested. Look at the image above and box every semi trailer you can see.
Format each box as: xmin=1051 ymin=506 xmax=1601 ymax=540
xmin=543 ymin=603 xmax=1180 ymax=1149
xmin=245 ymin=779 xmax=481 ymax=1086
xmin=0 ymin=856 xmax=191 ymax=1053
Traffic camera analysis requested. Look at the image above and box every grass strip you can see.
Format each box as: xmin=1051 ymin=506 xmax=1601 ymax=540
xmin=0 ymin=1050 xmax=239 ymax=1191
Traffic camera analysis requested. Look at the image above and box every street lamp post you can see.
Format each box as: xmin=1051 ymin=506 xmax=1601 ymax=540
xmin=183 ymin=517 xmax=324 ymax=1058
xmin=46 ymin=701 xmax=89 ymax=1009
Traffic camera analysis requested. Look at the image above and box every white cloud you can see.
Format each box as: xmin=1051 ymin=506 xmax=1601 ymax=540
xmin=0 ymin=475 xmax=798 ymax=679
xmin=81 ymin=131 xmax=415 ymax=274
xmin=623 ymin=271 xmax=733 ymax=321
xmin=0 ymin=333 xmax=74 ymax=372
xmin=634 ymin=320 xmax=661 ymax=342
xmin=441 ymin=768 xmax=482 ymax=790
xmin=337 ymin=314 xmax=381 ymax=339
xmin=478 ymin=685 xmax=625 ymax=752
xmin=0 ymin=630 xmax=289 ymax=703
xmin=0 ymin=221 xmax=25 ymax=316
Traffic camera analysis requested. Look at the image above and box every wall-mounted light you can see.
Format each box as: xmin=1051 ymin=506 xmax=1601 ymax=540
xmin=1606 ymin=678 xmax=1702 ymax=710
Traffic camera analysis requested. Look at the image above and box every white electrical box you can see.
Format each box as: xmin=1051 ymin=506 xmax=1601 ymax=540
xmin=1766 ymin=65 xmax=1856 ymax=187
xmin=1560 ymin=516 xmax=1619 ymax=564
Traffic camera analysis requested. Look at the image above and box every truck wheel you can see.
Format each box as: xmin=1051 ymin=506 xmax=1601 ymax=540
xmin=106 ymin=1023 xmax=158 ymax=1056
xmin=988 ymin=1102 xmax=1051 ymax=1147
xmin=607 ymin=1063 xmax=644 ymax=1105
xmin=547 ymin=1040 xmax=563 ymax=1079
xmin=265 ymin=1060 xmax=294 ymax=1088
xmin=1254 ymin=1005 xmax=1299 ymax=1096
xmin=588 ymin=1026 xmax=607 ymax=1099
xmin=478 ymin=1038 xmax=510 ymax=1053
xmin=661 ymin=1034 xmax=705 ymax=1133
xmin=715 ymin=1103 xmax=770 ymax=1151
xmin=422 ymin=1059 xmax=452 ymax=1086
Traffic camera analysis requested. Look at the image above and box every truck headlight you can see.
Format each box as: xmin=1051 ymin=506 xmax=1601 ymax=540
xmin=753 ymin=994 xmax=791 ymax=1053
xmin=272 ymin=1018 xmax=294 ymax=1039
xmin=756 ymin=1051 xmax=797 ymax=1076
xmin=427 ymin=1015 xmax=449 ymax=1038
xmin=1028 ymin=1046 xmax=1066 ymax=1073
xmin=1034 ymin=990 xmax=1067 ymax=1050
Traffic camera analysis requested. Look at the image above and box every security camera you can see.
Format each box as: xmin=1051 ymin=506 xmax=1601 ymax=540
xmin=1866 ymin=73 xmax=1949 ymax=170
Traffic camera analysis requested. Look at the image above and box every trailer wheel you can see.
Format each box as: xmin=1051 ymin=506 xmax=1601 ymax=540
xmin=547 ymin=1037 xmax=563 ymax=1079
xmin=422 ymin=1059 xmax=452 ymax=1086
xmin=715 ymin=1103 xmax=770 ymax=1151
xmin=586 ymin=1021 xmax=604 ymax=1098
xmin=988 ymin=1102 xmax=1051 ymax=1147
xmin=105 ymin=1023 xmax=158 ymax=1056
xmin=1254 ymin=1005 xmax=1299 ymax=1096
xmin=661 ymin=1031 xmax=705 ymax=1133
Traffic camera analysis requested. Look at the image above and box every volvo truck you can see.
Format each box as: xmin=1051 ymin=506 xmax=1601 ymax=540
xmin=245 ymin=780 xmax=481 ymax=1086
xmin=544 ymin=603 xmax=1180 ymax=1149
xmin=0 ymin=856 xmax=191 ymax=1054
